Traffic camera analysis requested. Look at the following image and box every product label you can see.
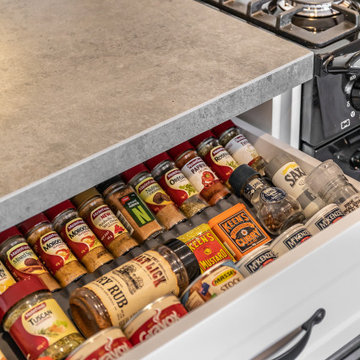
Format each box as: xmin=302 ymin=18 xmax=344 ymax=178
xmin=0 ymin=350 xmax=6 ymax=360
xmin=339 ymin=193 xmax=360 ymax=215
xmin=260 ymin=187 xmax=286 ymax=203
xmin=135 ymin=177 xmax=173 ymax=214
xmin=62 ymin=218 xmax=103 ymax=259
xmin=119 ymin=192 xmax=155 ymax=228
xmin=224 ymin=134 xmax=258 ymax=165
xmin=314 ymin=207 xmax=343 ymax=231
xmin=178 ymin=224 xmax=234 ymax=273
xmin=242 ymin=249 xmax=277 ymax=275
xmin=158 ymin=168 xmax=198 ymax=207
xmin=88 ymin=205 xmax=128 ymax=247
xmin=6 ymin=242 xmax=47 ymax=280
xmin=181 ymin=157 xmax=220 ymax=194
xmin=283 ymin=228 xmax=311 ymax=250
xmin=243 ymin=177 xmax=267 ymax=201
xmin=34 ymin=231 xmax=76 ymax=275
xmin=9 ymin=299 xmax=78 ymax=360
xmin=124 ymin=296 xmax=187 ymax=345
xmin=84 ymin=250 xmax=179 ymax=328
xmin=204 ymin=146 xmax=238 ymax=182
xmin=0 ymin=262 xmax=15 ymax=294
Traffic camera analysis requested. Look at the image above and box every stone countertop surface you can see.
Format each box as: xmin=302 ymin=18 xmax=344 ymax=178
xmin=0 ymin=0 xmax=313 ymax=228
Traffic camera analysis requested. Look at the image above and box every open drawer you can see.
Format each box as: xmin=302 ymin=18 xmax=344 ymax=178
xmin=119 ymin=119 xmax=360 ymax=360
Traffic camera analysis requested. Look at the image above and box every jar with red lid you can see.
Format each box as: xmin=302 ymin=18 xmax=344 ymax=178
xmin=168 ymin=141 xmax=230 ymax=206
xmin=212 ymin=120 xmax=265 ymax=174
xmin=0 ymin=278 xmax=84 ymax=360
xmin=190 ymin=130 xmax=239 ymax=187
xmin=0 ymin=226 xmax=60 ymax=292
xmin=145 ymin=152 xmax=208 ymax=218
xmin=18 ymin=214 xmax=86 ymax=287
xmin=122 ymin=164 xmax=185 ymax=230
xmin=45 ymin=200 xmax=113 ymax=272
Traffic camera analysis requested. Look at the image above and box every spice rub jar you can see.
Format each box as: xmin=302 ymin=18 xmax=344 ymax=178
xmin=97 ymin=175 xmax=163 ymax=242
xmin=123 ymin=164 xmax=185 ymax=230
xmin=70 ymin=239 xmax=199 ymax=338
xmin=169 ymin=141 xmax=230 ymax=206
xmin=45 ymin=200 xmax=113 ymax=272
xmin=72 ymin=188 xmax=138 ymax=257
xmin=19 ymin=214 xmax=86 ymax=288
xmin=0 ymin=226 xmax=60 ymax=292
xmin=146 ymin=153 xmax=208 ymax=218
xmin=0 ymin=278 xmax=84 ymax=360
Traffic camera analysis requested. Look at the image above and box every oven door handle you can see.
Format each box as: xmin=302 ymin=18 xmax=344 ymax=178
xmin=324 ymin=50 xmax=360 ymax=75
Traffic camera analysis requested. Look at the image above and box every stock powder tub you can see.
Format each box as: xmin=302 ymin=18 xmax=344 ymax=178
xmin=271 ymin=224 xmax=311 ymax=257
xmin=305 ymin=204 xmax=344 ymax=235
xmin=236 ymin=245 xmax=277 ymax=278
xmin=66 ymin=327 xmax=132 ymax=359
xmin=180 ymin=260 xmax=244 ymax=311
xmin=123 ymin=294 xmax=187 ymax=345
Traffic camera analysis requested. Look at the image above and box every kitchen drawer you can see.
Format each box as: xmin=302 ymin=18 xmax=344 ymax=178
xmin=119 ymin=119 xmax=360 ymax=360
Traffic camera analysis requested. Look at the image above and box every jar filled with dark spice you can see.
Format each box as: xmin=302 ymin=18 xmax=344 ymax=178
xmin=0 ymin=226 xmax=60 ymax=292
xmin=19 ymin=214 xmax=86 ymax=287
xmin=72 ymin=188 xmax=139 ymax=257
xmin=190 ymin=130 xmax=239 ymax=187
xmin=145 ymin=152 xmax=208 ymax=218
xmin=212 ymin=120 xmax=265 ymax=174
xmin=0 ymin=278 xmax=84 ymax=360
xmin=45 ymin=200 xmax=113 ymax=272
xmin=168 ymin=141 xmax=230 ymax=206
xmin=123 ymin=164 xmax=186 ymax=230
xmin=97 ymin=175 xmax=163 ymax=242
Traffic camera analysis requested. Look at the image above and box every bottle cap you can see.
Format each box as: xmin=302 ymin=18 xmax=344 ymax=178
xmin=122 ymin=164 xmax=149 ymax=183
xmin=229 ymin=164 xmax=259 ymax=196
xmin=211 ymin=120 xmax=236 ymax=137
xmin=45 ymin=200 xmax=77 ymax=222
xmin=190 ymin=130 xmax=214 ymax=148
xmin=0 ymin=226 xmax=23 ymax=244
xmin=264 ymin=153 xmax=293 ymax=180
xmin=18 ymin=213 xmax=50 ymax=236
xmin=0 ymin=278 xmax=48 ymax=324
xmin=168 ymin=142 xmax=194 ymax=161
xmin=145 ymin=153 xmax=172 ymax=171
xmin=96 ymin=175 xmax=125 ymax=195
xmin=165 ymin=238 xmax=200 ymax=283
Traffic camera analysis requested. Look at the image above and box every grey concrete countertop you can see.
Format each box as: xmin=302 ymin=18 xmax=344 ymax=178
xmin=0 ymin=0 xmax=313 ymax=229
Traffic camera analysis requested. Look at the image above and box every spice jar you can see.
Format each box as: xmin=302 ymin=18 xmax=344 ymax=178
xmin=190 ymin=130 xmax=239 ymax=187
xmin=70 ymin=239 xmax=200 ymax=338
xmin=0 ymin=226 xmax=60 ymax=292
xmin=229 ymin=165 xmax=305 ymax=235
xmin=122 ymin=164 xmax=186 ymax=230
xmin=145 ymin=152 xmax=208 ymax=218
xmin=305 ymin=159 xmax=360 ymax=215
xmin=45 ymin=200 xmax=113 ymax=272
xmin=72 ymin=188 xmax=139 ymax=257
xmin=19 ymin=214 xmax=86 ymax=287
xmin=212 ymin=119 xmax=265 ymax=174
xmin=0 ymin=278 xmax=84 ymax=360
xmin=168 ymin=141 xmax=230 ymax=206
xmin=97 ymin=175 xmax=163 ymax=242
xmin=265 ymin=153 xmax=325 ymax=218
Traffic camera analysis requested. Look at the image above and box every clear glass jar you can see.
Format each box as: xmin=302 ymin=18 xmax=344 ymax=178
xmin=19 ymin=214 xmax=86 ymax=287
xmin=146 ymin=152 xmax=208 ymax=218
xmin=69 ymin=239 xmax=199 ymax=338
xmin=0 ymin=226 xmax=59 ymax=292
xmin=46 ymin=200 xmax=113 ymax=272
xmin=123 ymin=164 xmax=186 ymax=230
xmin=72 ymin=188 xmax=139 ymax=257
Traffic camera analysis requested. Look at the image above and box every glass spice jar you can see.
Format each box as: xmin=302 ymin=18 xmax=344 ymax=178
xmin=18 ymin=214 xmax=86 ymax=287
xmin=97 ymin=175 xmax=163 ymax=242
xmin=0 ymin=278 xmax=84 ymax=360
xmin=45 ymin=200 xmax=113 ymax=272
xmin=122 ymin=164 xmax=186 ymax=230
xmin=190 ymin=130 xmax=239 ymax=187
xmin=69 ymin=239 xmax=200 ymax=338
xmin=0 ymin=226 xmax=60 ymax=292
xmin=212 ymin=120 xmax=265 ymax=174
xmin=145 ymin=152 xmax=208 ymax=218
xmin=72 ymin=188 xmax=139 ymax=257
xmin=168 ymin=141 xmax=230 ymax=206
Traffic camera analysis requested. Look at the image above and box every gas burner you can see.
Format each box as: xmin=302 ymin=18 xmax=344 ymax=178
xmin=278 ymin=0 xmax=347 ymax=17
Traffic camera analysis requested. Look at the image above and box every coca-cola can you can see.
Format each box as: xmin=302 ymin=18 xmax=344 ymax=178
xmin=123 ymin=294 xmax=188 ymax=345
xmin=65 ymin=327 xmax=132 ymax=359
